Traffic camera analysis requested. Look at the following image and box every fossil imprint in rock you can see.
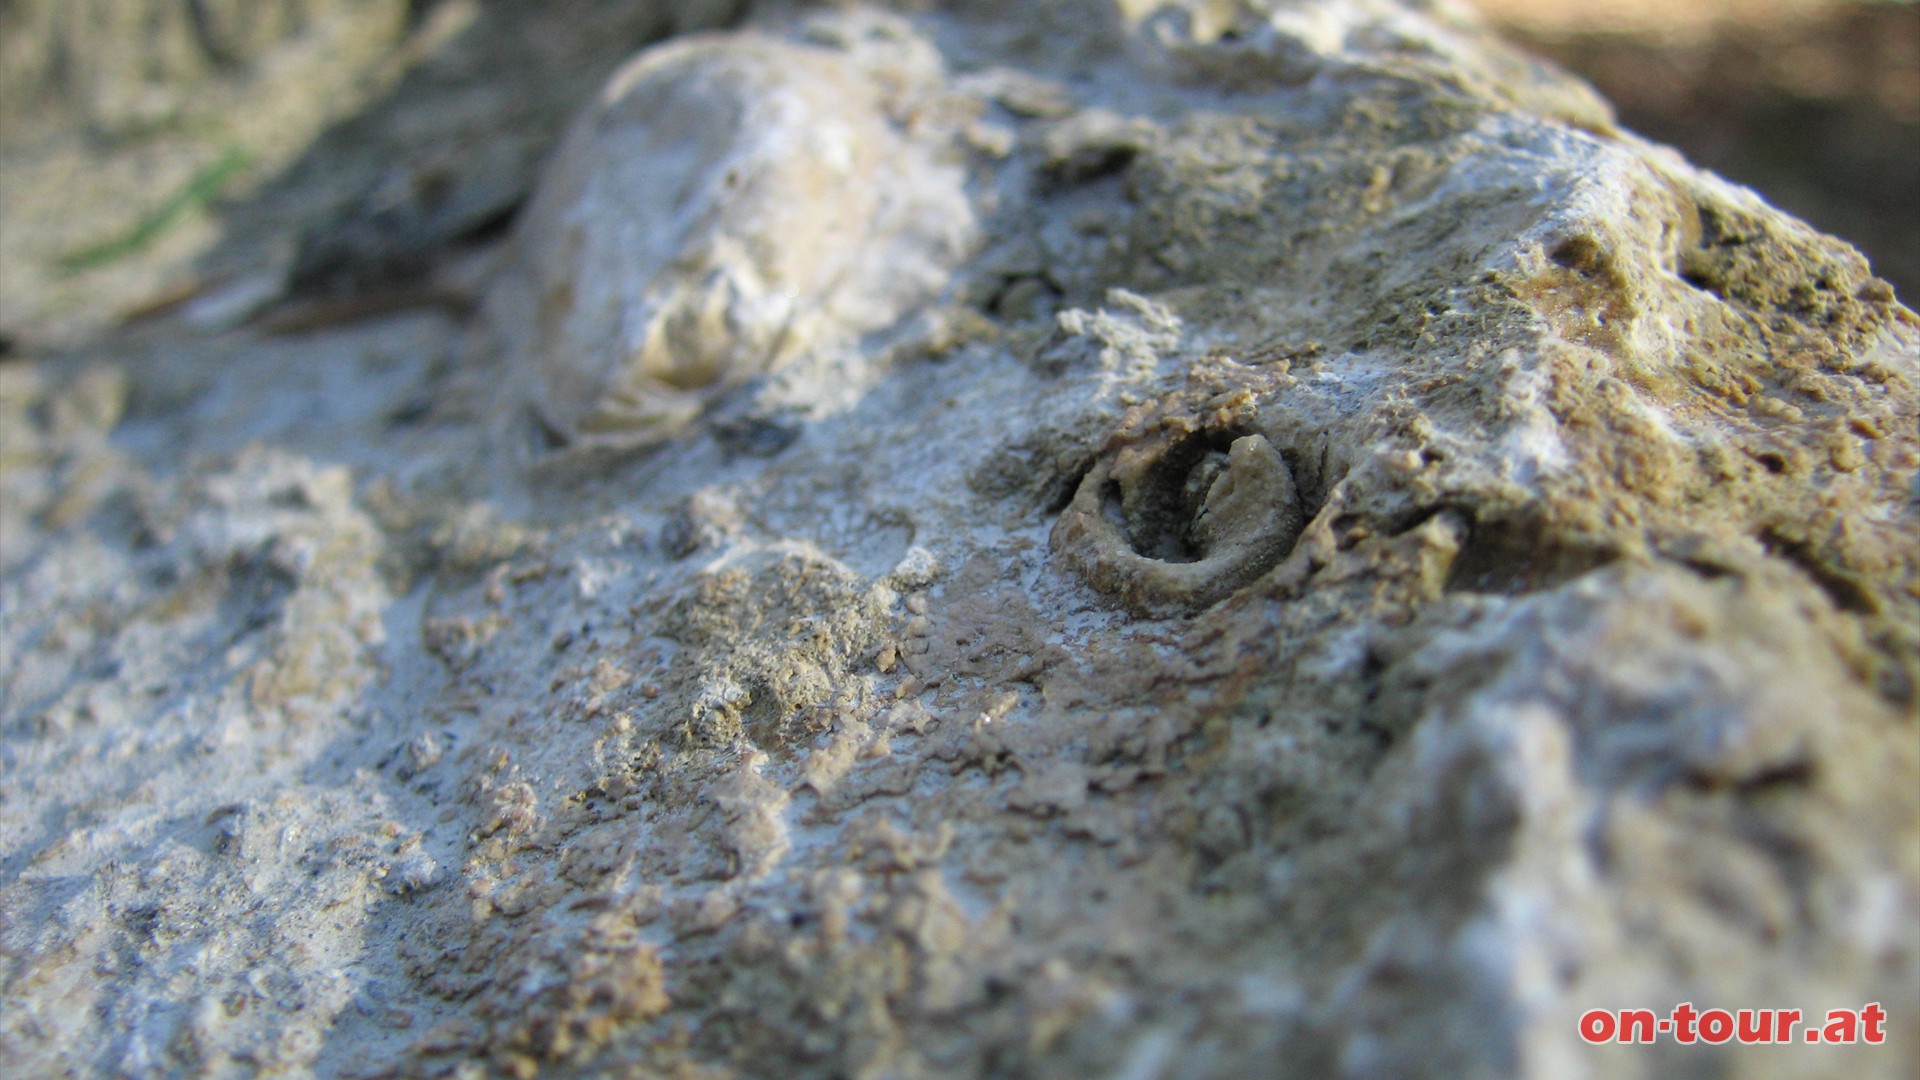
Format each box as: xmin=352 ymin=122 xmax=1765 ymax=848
xmin=491 ymin=31 xmax=976 ymax=448
xmin=1051 ymin=372 xmax=1313 ymax=618
xmin=1054 ymin=425 xmax=1306 ymax=617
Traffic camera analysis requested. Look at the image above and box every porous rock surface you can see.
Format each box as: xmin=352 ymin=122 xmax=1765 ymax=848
xmin=2 ymin=1 xmax=1917 ymax=1078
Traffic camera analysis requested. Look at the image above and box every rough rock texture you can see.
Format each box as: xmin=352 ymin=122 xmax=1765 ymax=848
xmin=1479 ymin=0 xmax=1920 ymax=304
xmin=2 ymin=2 xmax=1917 ymax=1078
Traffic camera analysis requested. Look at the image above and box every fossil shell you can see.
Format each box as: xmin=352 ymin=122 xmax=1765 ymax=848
xmin=492 ymin=31 xmax=974 ymax=448
xmin=1053 ymin=428 xmax=1304 ymax=617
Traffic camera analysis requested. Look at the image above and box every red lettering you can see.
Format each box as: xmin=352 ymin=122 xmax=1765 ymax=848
xmin=1862 ymin=1002 xmax=1886 ymax=1045
xmin=1671 ymin=1002 xmax=1698 ymax=1044
xmin=1576 ymin=1003 xmax=1882 ymax=1047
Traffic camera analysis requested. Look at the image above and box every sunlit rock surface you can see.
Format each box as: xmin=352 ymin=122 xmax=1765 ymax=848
xmin=1 ymin=2 xmax=1915 ymax=1077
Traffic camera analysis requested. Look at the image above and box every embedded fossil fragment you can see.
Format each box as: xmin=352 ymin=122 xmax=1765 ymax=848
xmin=490 ymin=29 xmax=973 ymax=448
xmin=1054 ymin=424 xmax=1305 ymax=617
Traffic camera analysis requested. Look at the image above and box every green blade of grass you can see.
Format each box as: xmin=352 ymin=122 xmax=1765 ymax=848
xmin=58 ymin=146 xmax=254 ymax=273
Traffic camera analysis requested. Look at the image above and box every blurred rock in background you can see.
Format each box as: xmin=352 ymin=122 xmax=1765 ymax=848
xmin=0 ymin=0 xmax=744 ymax=348
xmin=1475 ymin=0 xmax=1920 ymax=300
xmin=0 ymin=0 xmax=414 ymax=137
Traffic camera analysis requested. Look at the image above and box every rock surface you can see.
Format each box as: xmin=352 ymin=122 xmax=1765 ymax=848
xmin=489 ymin=28 xmax=975 ymax=446
xmin=1 ymin=1 xmax=1917 ymax=1078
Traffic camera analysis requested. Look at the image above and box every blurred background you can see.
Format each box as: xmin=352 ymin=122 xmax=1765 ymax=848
xmin=1479 ymin=0 xmax=1919 ymax=310
xmin=0 ymin=0 xmax=1915 ymax=349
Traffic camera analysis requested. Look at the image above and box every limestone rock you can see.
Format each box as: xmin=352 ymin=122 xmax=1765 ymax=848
xmin=1 ymin=2 xmax=1916 ymax=1079
xmin=488 ymin=23 xmax=976 ymax=447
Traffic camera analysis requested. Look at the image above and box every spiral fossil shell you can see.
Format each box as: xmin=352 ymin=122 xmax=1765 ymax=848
xmin=1053 ymin=427 xmax=1305 ymax=617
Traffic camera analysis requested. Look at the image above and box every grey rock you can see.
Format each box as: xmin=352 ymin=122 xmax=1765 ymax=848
xmin=0 ymin=2 xmax=1915 ymax=1078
